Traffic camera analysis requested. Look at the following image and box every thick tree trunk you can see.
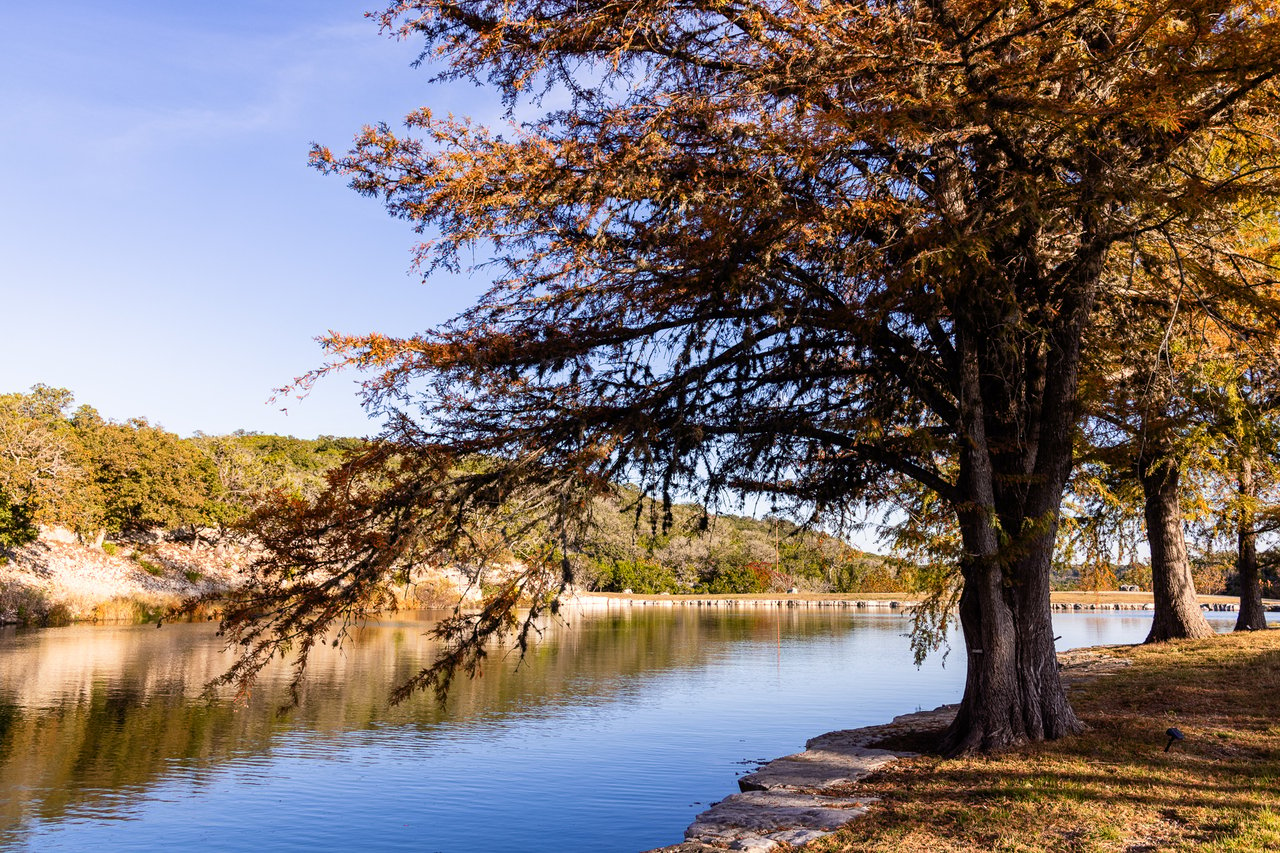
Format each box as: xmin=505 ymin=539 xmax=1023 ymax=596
xmin=1234 ymin=458 xmax=1268 ymax=632
xmin=940 ymin=339 xmax=1082 ymax=755
xmin=1139 ymin=453 xmax=1215 ymax=642
xmin=942 ymin=528 xmax=1081 ymax=755
xmin=932 ymin=209 xmax=1105 ymax=754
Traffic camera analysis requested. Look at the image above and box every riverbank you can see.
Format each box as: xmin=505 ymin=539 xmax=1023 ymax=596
xmin=569 ymin=589 xmax=1279 ymax=613
xmin=0 ymin=530 xmax=484 ymax=626
xmin=653 ymin=628 xmax=1280 ymax=852
xmin=0 ymin=533 xmax=251 ymax=625
xmin=5 ymin=537 xmax=1275 ymax=627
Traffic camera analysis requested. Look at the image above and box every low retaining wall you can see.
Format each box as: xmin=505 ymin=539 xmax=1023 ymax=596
xmin=564 ymin=595 xmax=1279 ymax=613
xmin=566 ymin=595 xmax=912 ymax=610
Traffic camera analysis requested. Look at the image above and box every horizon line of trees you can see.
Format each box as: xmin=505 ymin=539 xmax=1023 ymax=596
xmin=0 ymin=385 xmax=917 ymax=594
xmin=3 ymin=383 xmax=1277 ymax=604
xmin=0 ymin=384 xmax=360 ymax=551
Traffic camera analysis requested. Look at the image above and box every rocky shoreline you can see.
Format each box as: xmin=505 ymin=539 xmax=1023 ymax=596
xmin=0 ymin=529 xmax=482 ymax=626
xmin=646 ymin=706 xmax=955 ymax=853
xmin=0 ymin=530 xmax=251 ymax=625
xmin=643 ymin=648 xmax=1134 ymax=853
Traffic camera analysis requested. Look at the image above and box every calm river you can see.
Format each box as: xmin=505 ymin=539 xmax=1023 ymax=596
xmin=0 ymin=608 xmax=1261 ymax=851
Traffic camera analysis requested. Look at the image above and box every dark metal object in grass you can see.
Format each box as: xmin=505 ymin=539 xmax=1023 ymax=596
xmin=1165 ymin=727 xmax=1184 ymax=752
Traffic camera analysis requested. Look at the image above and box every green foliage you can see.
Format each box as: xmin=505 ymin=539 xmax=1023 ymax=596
xmin=696 ymin=562 xmax=769 ymax=594
xmin=0 ymin=487 xmax=38 ymax=553
xmin=100 ymin=542 xmax=118 ymax=556
xmin=590 ymin=558 xmax=679 ymax=593
xmin=570 ymin=488 xmax=912 ymax=594
xmin=190 ymin=431 xmax=365 ymax=529
xmin=73 ymin=416 xmax=220 ymax=536
xmin=0 ymin=385 xmax=363 ymax=544
xmin=133 ymin=554 xmax=164 ymax=577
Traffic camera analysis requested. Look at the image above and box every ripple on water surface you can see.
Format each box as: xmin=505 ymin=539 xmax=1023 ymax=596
xmin=0 ymin=608 xmax=1269 ymax=852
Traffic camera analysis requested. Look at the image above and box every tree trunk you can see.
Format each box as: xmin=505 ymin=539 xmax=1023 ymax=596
xmin=1139 ymin=452 xmax=1215 ymax=642
xmin=1234 ymin=457 xmax=1268 ymax=631
xmin=942 ymin=524 xmax=1081 ymax=755
xmin=940 ymin=337 xmax=1083 ymax=755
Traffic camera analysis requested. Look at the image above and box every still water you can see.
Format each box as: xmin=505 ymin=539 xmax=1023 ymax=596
xmin=0 ymin=608 xmax=1260 ymax=852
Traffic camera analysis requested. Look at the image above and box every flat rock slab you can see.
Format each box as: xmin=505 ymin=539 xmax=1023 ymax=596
xmin=806 ymin=705 xmax=957 ymax=754
xmin=686 ymin=790 xmax=877 ymax=851
xmin=656 ymin=664 xmax=1136 ymax=851
xmin=737 ymin=746 xmax=898 ymax=792
xmin=669 ymin=707 xmax=958 ymax=852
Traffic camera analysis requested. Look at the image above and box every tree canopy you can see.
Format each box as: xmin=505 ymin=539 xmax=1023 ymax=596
xmin=221 ymin=0 xmax=1280 ymax=752
xmin=0 ymin=387 xmax=368 ymax=546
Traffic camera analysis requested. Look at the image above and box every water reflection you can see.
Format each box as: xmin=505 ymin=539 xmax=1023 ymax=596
xmin=0 ymin=608 xmax=1261 ymax=852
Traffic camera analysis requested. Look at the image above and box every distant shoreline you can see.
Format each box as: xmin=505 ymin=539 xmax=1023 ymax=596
xmin=4 ymin=531 xmax=1277 ymax=628
xmin=564 ymin=589 xmax=1279 ymax=613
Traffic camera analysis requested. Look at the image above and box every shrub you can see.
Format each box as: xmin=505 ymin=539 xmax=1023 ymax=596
xmin=1117 ymin=562 xmax=1152 ymax=591
xmin=596 ymin=558 xmax=680 ymax=593
xmin=408 ymin=575 xmax=460 ymax=608
xmin=0 ymin=488 xmax=37 ymax=554
xmin=133 ymin=554 xmax=164 ymax=576
xmin=697 ymin=562 xmax=769 ymax=594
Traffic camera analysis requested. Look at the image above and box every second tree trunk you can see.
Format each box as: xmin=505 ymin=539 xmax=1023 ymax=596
xmin=1139 ymin=451 xmax=1216 ymax=642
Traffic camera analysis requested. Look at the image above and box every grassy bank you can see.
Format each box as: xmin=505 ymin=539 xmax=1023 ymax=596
xmin=806 ymin=629 xmax=1280 ymax=852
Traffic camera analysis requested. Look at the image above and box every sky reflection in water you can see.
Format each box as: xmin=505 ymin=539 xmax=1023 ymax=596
xmin=0 ymin=608 xmax=1264 ymax=852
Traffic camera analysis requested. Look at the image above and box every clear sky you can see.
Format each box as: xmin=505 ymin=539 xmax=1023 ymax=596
xmin=0 ymin=1 xmax=500 ymax=438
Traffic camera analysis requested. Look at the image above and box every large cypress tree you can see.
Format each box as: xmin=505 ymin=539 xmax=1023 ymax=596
xmin=223 ymin=0 xmax=1280 ymax=752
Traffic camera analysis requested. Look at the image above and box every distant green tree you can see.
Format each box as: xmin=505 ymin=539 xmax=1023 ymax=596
xmin=70 ymin=411 xmax=218 ymax=545
xmin=0 ymin=386 xmax=82 ymax=526
xmin=0 ymin=485 xmax=37 ymax=553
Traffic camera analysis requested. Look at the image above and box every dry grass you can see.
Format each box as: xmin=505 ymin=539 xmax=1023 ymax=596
xmin=806 ymin=629 xmax=1280 ymax=853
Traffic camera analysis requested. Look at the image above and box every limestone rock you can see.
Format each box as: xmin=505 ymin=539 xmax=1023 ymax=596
xmin=685 ymin=790 xmax=877 ymax=851
xmin=737 ymin=746 xmax=897 ymax=792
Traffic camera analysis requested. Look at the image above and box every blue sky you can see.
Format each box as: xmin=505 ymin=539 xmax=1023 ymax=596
xmin=0 ymin=2 xmax=498 ymax=438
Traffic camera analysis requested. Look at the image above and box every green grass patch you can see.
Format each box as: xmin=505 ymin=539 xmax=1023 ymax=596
xmin=132 ymin=554 xmax=164 ymax=576
xmin=183 ymin=569 xmax=202 ymax=584
xmin=100 ymin=542 xmax=118 ymax=556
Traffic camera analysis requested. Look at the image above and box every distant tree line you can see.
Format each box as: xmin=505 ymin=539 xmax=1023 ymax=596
xmin=0 ymin=385 xmax=914 ymax=594
xmin=572 ymin=487 xmax=917 ymax=595
xmin=0 ymin=385 xmax=361 ymax=550
xmin=5 ymin=385 xmax=1271 ymax=601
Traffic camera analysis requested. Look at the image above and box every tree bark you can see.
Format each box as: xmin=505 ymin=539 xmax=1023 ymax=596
xmin=1139 ymin=451 xmax=1215 ymax=642
xmin=940 ymin=320 xmax=1083 ymax=755
xmin=943 ymin=519 xmax=1081 ymax=754
xmin=1234 ymin=457 xmax=1268 ymax=631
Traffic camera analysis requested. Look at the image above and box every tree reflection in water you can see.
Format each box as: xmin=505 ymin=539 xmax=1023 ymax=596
xmin=0 ymin=609 xmax=1173 ymax=852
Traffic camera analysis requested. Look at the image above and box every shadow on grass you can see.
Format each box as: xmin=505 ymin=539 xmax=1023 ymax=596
xmin=811 ymin=631 xmax=1280 ymax=852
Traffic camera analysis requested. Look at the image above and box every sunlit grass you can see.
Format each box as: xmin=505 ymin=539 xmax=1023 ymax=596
xmin=806 ymin=629 xmax=1280 ymax=852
